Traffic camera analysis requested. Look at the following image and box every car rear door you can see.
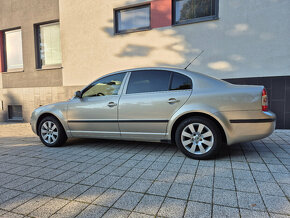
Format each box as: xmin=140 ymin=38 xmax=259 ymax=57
xmin=118 ymin=70 xmax=192 ymax=141
xmin=67 ymin=72 xmax=127 ymax=138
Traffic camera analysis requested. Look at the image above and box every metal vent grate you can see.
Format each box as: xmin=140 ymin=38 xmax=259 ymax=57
xmin=8 ymin=105 xmax=23 ymax=120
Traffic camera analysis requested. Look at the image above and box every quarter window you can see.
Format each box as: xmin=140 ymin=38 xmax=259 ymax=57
xmin=126 ymin=70 xmax=171 ymax=94
xmin=82 ymin=73 xmax=126 ymax=98
xmin=115 ymin=5 xmax=150 ymax=34
xmin=4 ymin=29 xmax=23 ymax=71
xmin=173 ymin=0 xmax=218 ymax=25
xmin=36 ymin=22 xmax=62 ymax=68
xmin=170 ymin=73 xmax=192 ymax=90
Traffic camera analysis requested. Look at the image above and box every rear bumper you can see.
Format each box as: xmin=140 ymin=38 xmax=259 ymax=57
xmin=226 ymin=111 xmax=276 ymax=145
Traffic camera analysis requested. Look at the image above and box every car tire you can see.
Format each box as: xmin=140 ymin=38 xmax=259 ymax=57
xmin=175 ymin=116 xmax=222 ymax=160
xmin=38 ymin=116 xmax=67 ymax=147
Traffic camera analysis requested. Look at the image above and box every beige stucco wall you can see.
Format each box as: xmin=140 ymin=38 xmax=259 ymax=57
xmin=59 ymin=0 xmax=290 ymax=87
xmin=0 ymin=0 xmax=63 ymax=88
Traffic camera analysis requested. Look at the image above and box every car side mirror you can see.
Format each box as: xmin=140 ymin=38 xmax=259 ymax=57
xmin=75 ymin=91 xmax=82 ymax=98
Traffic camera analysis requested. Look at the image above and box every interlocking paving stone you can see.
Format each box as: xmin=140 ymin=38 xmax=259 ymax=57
xmin=1 ymin=124 xmax=290 ymax=217
xmin=184 ymin=201 xmax=211 ymax=218
xmin=75 ymin=186 xmax=106 ymax=203
xmin=240 ymin=209 xmax=270 ymax=218
xmin=29 ymin=198 xmax=70 ymax=218
xmin=214 ymin=176 xmax=235 ymax=190
xmin=0 ymin=192 xmax=36 ymax=211
xmin=262 ymin=195 xmax=290 ymax=214
xmin=113 ymin=191 xmax=144 ymax=210
xmin=235 ymin=179 xmax=259 ymax=193
xmin=134 ymin=194 xmax=164 ymax=215
xmin=12 ymin=195 xmax=52 ymax=215
xmin=50 ymin=201 xmax=88 ymax=218
xmin=167 ymin=183 xmax=191 ymax=200
xmin=129 ymin=179 xmax=153 ymax=193
xmin=102 ymin=208 xmax=131 ymax=218
xmin=212 ymin=205 xmax=240 ymax=218
xmin=256 ymin=181 xmax=285 ymax=197
xmin=213 ymin=189 xmax=238 ymax=207
xmin=76 ymin=205 xmax=108 ymax=218
xmin=147 ymin=181 xmax=171 ymax=196
xmin=157 ymin=197 xmax=187 ymax=218
xmin=237 ymin=192 xmax=266 ymax=211
xmin=93 ymin=188 xmax=124 ymax=207
xmin=189 ymin=185 xmax=213 ymax=203
xmin=129 ymin=212 xmax=154 ymax=218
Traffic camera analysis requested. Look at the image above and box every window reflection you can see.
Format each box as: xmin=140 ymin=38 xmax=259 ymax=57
xmin=116 ymin=5 xmax=150 ymax=33
xmin=5 ymin=29 xmax=23 ymax=70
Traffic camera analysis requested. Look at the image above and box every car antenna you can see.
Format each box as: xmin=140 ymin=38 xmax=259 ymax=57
xmin=184 ymin=50 xmax=204 ymax=70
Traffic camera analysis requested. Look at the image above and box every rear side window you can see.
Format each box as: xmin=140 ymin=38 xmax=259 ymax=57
xmin=170 ymin=73 xmax=192 ymax=90
xmin=127 ymin=70 xmax=171 ymax=94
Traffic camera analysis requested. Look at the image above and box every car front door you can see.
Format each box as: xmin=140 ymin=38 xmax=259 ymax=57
xmin=118 ymin=70 xmax=192 ymax=141
xmin=67 ymin=72 xmax=127 ymax=138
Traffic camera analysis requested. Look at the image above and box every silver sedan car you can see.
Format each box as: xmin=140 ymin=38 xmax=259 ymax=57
xmin=31 ymin=67 xmax=276 ymax=159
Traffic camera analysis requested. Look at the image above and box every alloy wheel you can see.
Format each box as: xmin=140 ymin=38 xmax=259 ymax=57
xmin=40 ymin=121 xmax=59 ymax=144
xmin=181 ymin=123 xmax=214 ymax=155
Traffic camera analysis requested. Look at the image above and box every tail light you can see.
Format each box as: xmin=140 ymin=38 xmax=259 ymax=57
xmin=262 ymin=88 xmax=268 ymax=111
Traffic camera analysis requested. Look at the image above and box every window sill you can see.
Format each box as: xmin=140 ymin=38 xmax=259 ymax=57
xmin=36 ymin=66 xmax=63 ymax=71
xmin=7 ymin=119 xmax=23 ymax=122
xmin=172 ymin=16 xmax=219 ymax=27
xmin=2 ymin=69 xmax=24 ymax=74
xmin=115 ymin=27 xmax=151 ymax=35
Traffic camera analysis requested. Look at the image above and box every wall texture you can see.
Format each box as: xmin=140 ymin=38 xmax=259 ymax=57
xmin=0 ymin=0 xmax=62 ymax=88
xmin=59 ymin=0 xmax=290 ymax=87
xmin=0 ymin=0 xmax=65 ymax=122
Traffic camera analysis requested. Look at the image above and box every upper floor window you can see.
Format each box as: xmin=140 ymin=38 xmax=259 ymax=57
xmin=36 ymin=22 xmax=62 ymax=69
xmin=173 ymin=0 xmax=218 ymax=25
xmin=115 ymin=5 xmax=150 ymax=34
xmin=82 ymin=73 xmax=126 ymax=98
xmin=4 ymin=29 xmax=23 ymax=71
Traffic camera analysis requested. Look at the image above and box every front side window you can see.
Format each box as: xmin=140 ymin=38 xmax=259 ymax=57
xmin=170 ymin=73 xmax=192 ymax=90
xmin=127 ymin=70 xmax=171 ymax=94
xmin=82 ymin=73 xmax=126 ymax=98
xmin=36 ymin=22 xmax=62 ymax=68
xmin=173 ymin=0 xmax=218 ymax=25
xmin=115 ymin=5 xmax=150 ymax=34
xmin=4 ymin=29 xmax=23 ymax=71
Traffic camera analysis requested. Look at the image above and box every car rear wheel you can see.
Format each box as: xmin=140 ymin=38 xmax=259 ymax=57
xmin=175 ymin=116 xmax=222 ymax=159
xmin=38 ymin=116 xmax=67 ymax=147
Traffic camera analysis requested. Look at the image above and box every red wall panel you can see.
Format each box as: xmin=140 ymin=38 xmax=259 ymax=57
xmin=0 ymin=31 xmax=4 ymax=72
xmin=151 ymin=0 xmax=172 ymax=29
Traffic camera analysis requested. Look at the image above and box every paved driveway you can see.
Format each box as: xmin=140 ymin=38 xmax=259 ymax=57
xmin=0 ymin=123 xmax=289 ymax=218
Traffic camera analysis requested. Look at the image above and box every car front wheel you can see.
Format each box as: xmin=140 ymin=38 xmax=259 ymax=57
xmin=38 ymin=116 xmax=67 ymax=147
xmin=175 ymin=117 xmax=222 ymax=159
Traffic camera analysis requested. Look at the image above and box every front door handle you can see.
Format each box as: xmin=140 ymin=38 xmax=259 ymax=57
xmin=168 ymin=98 xmax=180 ymax=104
xmin=107 ymin=102 xmax=117 ymax=107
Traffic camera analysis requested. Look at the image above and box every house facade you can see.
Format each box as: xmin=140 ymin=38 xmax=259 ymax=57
xmin=0 ymin=0 xmax=289 ymax=128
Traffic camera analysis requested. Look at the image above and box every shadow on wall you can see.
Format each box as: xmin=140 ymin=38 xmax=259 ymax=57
xmin=99 ymin=0 xmax=287 ymax=80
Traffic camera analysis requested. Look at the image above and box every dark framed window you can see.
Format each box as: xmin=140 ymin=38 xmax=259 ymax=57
xmin=82 ymin=73 xmax=126 ymax=98
xmin=8 ymin=105 xmax=23 ymax=120
xmin=3 ymin=28 xmax=23 ymax=71
xmin=114 ymin=4 xmax=151 ymax=34
xmin=35 ymin=22 xmax=62 ymax=69
xmin=173 ymin=0 xmax=218 ymax=25
xmin=170 ymin=73 xmax=192 ymax=90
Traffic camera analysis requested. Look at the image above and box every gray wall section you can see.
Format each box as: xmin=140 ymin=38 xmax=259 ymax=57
xmin=0 ymin=0 xmax=62 ymax=88
xmin=0 ymin=86 xmax=83 ymax=122
xmin=225 ymin=76 xmax=290 ymax=129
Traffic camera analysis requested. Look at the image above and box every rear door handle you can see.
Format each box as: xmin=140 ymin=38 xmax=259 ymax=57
xmin=107 ymin=102 xmax=117 ymax=107
xmin=168 ymin=98 xmax=180 ymax=104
